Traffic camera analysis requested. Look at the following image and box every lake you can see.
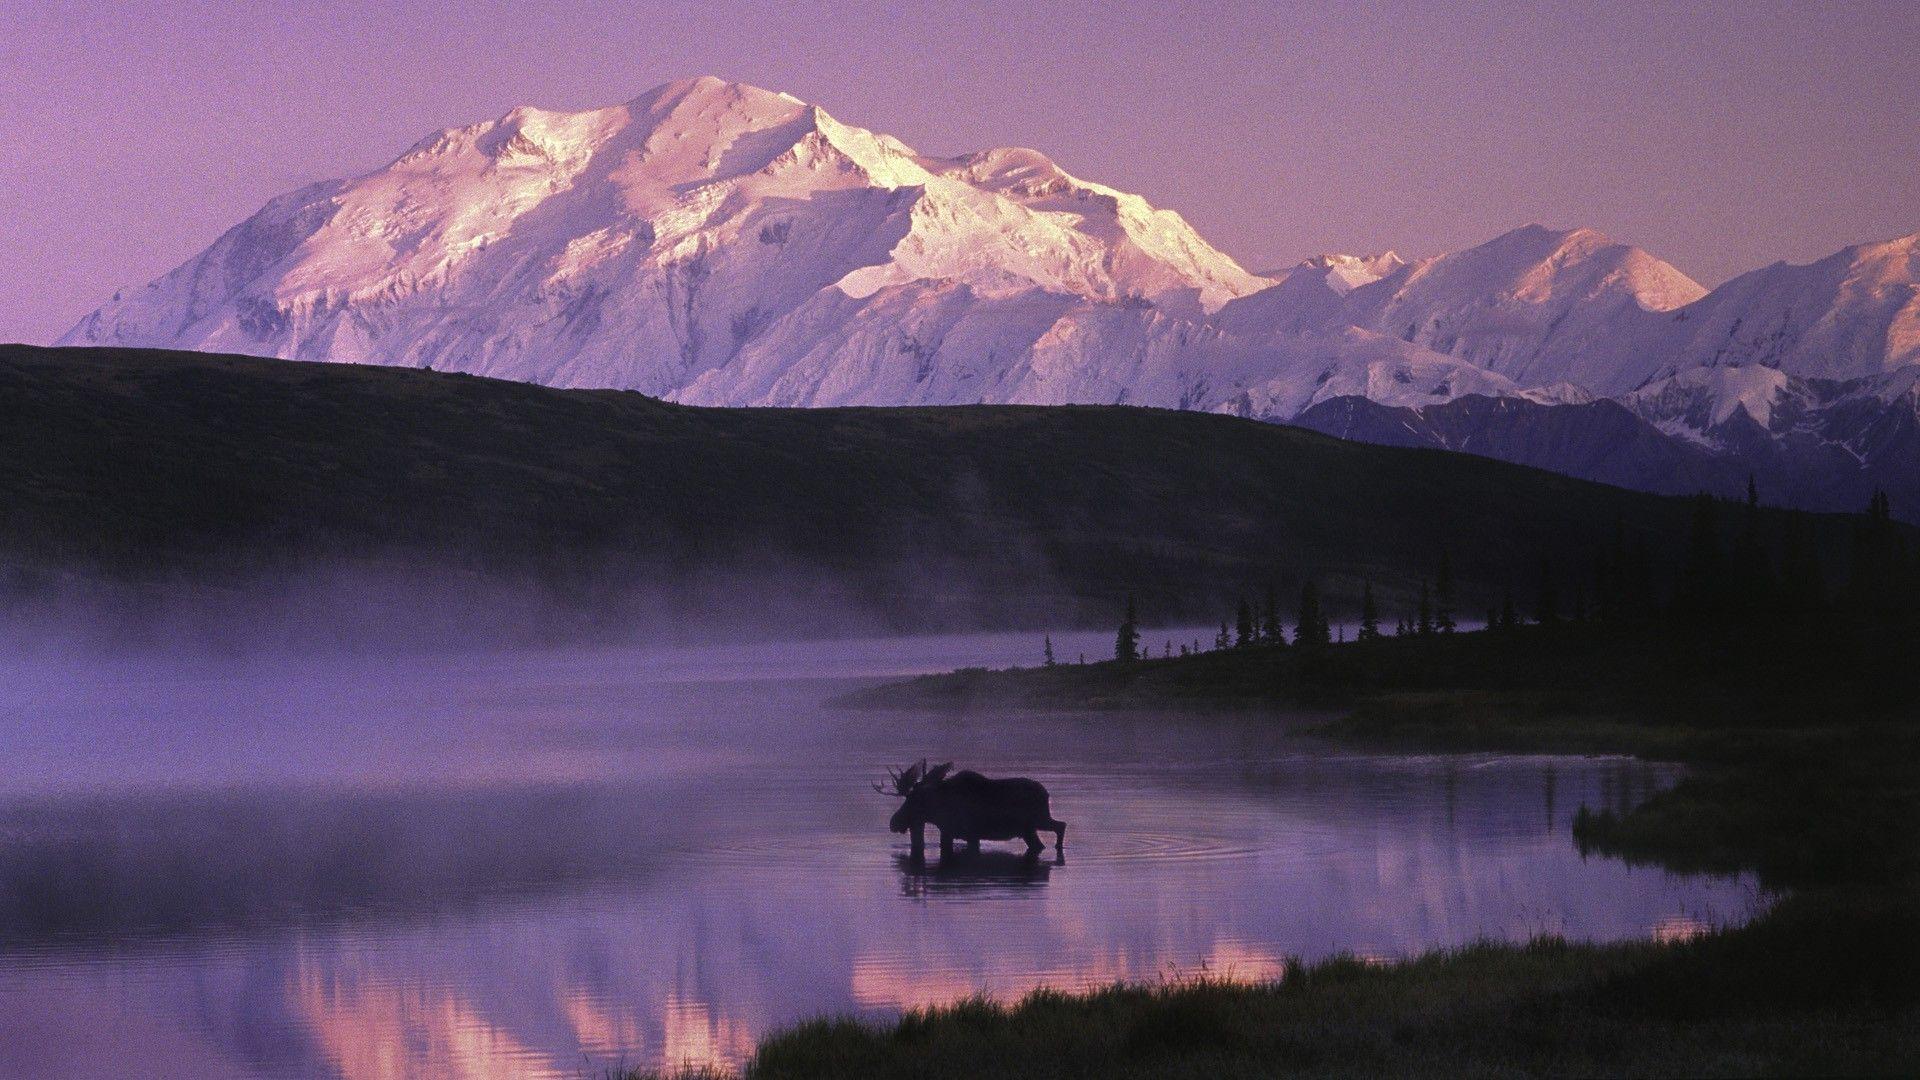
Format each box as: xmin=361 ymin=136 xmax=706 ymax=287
xmin=0 ymin=631 xmax=1763 ymax=1078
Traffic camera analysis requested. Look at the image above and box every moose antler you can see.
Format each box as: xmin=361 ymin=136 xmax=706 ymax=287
xmin=870 ymin=762 xmax=924 ymax=797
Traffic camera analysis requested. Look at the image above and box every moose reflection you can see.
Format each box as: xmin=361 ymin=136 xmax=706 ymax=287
xmin=877 ymin=761 xmax=1067 ymax=862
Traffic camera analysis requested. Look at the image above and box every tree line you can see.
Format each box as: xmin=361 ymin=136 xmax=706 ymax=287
xmin=1089 ymin=484 xmax=1915 ymax=664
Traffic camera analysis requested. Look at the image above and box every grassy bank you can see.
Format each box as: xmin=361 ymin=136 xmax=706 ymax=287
xmin=627 ymin=619 xmax=1918 ymax=1078
xmin=627 ymin=890 xmax=1915 ymax=1079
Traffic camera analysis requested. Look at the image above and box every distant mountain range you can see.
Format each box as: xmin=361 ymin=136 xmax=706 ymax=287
xmin=58 ymin=77 xmax=1920 ymax=517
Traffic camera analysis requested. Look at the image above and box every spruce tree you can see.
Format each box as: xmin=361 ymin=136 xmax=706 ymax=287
xmin=1043 ymin=635 xmax=1056 ymax=667
xmin=1435 ymin=551 xmax=1457 ymax=632
xmin=1358 ymin=582 xmax=1382 ymax=642
xmin=1216 ymin=623 xmax=1231 ymax=650
xmin=1593 ymin=548 xmax=1617 ymax=624
xmin=1735 ymin=474 xmax=1773 ymax=611
xmin=1295 ymin=581 xmax=1330 ymax=649
xmin=1235 ymin=598 xmax=1254 ymax=648
xmin=1626 ymin=536 xmax=1655 ymax=621
xmin=1115 ymin=595 xmax=1140 ymax=662
xmin=1261 ymin=583 xmax=1282 ymax=643
xmin=1500 ymin=589 xmax=1518 ymax=632
xmin=1847 ymin=489 xmax=1903 ymax=615
xmin=1780 ymin=517 xmax=1825 ymax=614
xmin=1534 ymin=558 xmax=1559 ymax=625
xmin=1679 ymin=492 xmax=1724 ymax=619
xmin=1416 ymin=582 xmax=1434 ymax=636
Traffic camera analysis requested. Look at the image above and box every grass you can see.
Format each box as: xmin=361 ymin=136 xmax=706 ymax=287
xmin=617 ymin=892 xmax=1916 ymax=1079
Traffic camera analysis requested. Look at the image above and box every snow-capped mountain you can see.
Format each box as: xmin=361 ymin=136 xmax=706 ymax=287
xmin=61 ymin=77 xmax=1270 ymax=403
xmin=1321 ymin=225 xmax=1709 ymax=393
xmin=56 ymin=77 xmax=1920 ymax=515
xmin=1216 ymin=252 xmax=1405 ymax=335
xmin=1642 ymin=233 xmax=1920 ymax=382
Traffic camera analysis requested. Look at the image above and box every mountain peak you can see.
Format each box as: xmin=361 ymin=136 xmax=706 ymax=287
xmin=627 ymin=75 xmax=805 ymax=117
xmin=60 ymin=77 xmax=1262 ymax=382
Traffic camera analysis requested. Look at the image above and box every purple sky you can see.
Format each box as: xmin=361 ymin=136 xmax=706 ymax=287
xmin=4 ymin=0 xmax=1915 ymax=343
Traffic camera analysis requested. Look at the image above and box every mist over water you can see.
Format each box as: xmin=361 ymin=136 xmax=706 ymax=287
xmin=0 ymin=633 xmax=1761 ymax=1078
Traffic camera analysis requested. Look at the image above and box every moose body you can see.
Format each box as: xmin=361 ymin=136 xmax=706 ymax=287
xmin=881 ymin=762 xmax=1066 ymax=859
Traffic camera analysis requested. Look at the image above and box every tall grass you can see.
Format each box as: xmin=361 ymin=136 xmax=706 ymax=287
xmin=613 ymin=890 xmax=1917 ymax=1079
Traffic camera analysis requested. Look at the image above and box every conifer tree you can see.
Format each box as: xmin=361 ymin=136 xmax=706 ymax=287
xmin=1261 ymin=582 xmax=1282 ymax=643
xmin=1678 ymin=492 xmax=1724 ymax=619
xmin=1235 ymin=598 xmax=1254 ymax=648
xmin=1847 ymin=489 xmax=1906 ymax=615
xmin=1216 ymin=623 xmax=1231 ymax=650
xmin=1593 ymin=547 xmax=1617 ymax=624
xmin=1295 ymin=581 xmax=1330 ymax=649
xmin=1500 ymin=589 xmax=1518 ymax=632
xmin=1115 ymin=595 xmax=1140 ymax=662
xmin=1734 ymin=474 xmax=1773 ymax=610
xmin=1416 ymin=582 xmax=1434 ymax=636
xmin=1534 ymin=558 xmax=1559 ymax=625
xmin=1435 ymin=551 xmax=1457 ymax=632
xmin=1043 ymin=635 xmax=1056 ymax=667
xmin=1626 ymin=536 xmax=1655 ymax=620
xmin=1358 ymin=582 xmax=1382 ymax=642
xmin=1780 ymin=517 xmax=1825 ymax=614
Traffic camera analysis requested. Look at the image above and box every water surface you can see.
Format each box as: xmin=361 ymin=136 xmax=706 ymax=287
xmin=0 ymin=631 xmax=1761 ymax=1078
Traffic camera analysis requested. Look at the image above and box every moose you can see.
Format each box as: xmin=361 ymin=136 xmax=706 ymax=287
xmin=876 ymin=760 xmax=1066 ymax=861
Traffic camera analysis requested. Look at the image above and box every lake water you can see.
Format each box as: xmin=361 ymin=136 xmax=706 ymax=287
xmin=0 ymin=631 xmax=1763 ymax=1078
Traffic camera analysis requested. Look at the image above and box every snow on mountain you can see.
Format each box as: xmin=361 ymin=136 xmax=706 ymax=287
xmin=1323 ymin=225 xmax=1708 ymax=393
xmin=59 ymin=76 xmax=1266 ymax=398
xmin=1625 ymin=364 xmax=1804 ymax=436
xmin=1647 ymin=232 xmax=1920 ymax=382
xmin=53 ymin=76 xmax=1920 ymax=457
xmin=1214 ymin=252 xmax=1404 ymax=336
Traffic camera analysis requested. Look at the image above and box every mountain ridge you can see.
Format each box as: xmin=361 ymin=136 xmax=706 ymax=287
xmin=13 ymin=343 xmax=1875 ymax=641
xmin=53 ymin=77 xmax=1920 ymax=515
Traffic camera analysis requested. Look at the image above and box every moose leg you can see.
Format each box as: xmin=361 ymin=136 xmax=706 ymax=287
xmin=1022 ymin=828 xmax=1044 ymax=856
xmin=909 ymin=825 xmax=925 ymax=862
xmin=1048 ymin=819 xmax=1067 ymax=852
xmin=939 ymin=830 xmax=954 ymax=859
xmin=966 ymin=837 xmax=980 ymax=854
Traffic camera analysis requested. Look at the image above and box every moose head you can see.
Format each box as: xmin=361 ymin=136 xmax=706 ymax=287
xmin=875 ymin=759 xmax=952 ymax=834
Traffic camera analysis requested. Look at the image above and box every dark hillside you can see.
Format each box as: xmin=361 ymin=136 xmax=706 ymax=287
xmin=0 ymin=345 xmax=1871 ymax=635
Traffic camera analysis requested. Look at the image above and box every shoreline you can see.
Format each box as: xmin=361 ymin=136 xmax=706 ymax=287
xmin=626 ymin=625 xmax=1918 ymax=1078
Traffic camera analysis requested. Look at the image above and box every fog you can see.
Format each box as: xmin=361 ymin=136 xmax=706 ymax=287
xmin=0 ymin=548 xmax=1135 ymax=660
